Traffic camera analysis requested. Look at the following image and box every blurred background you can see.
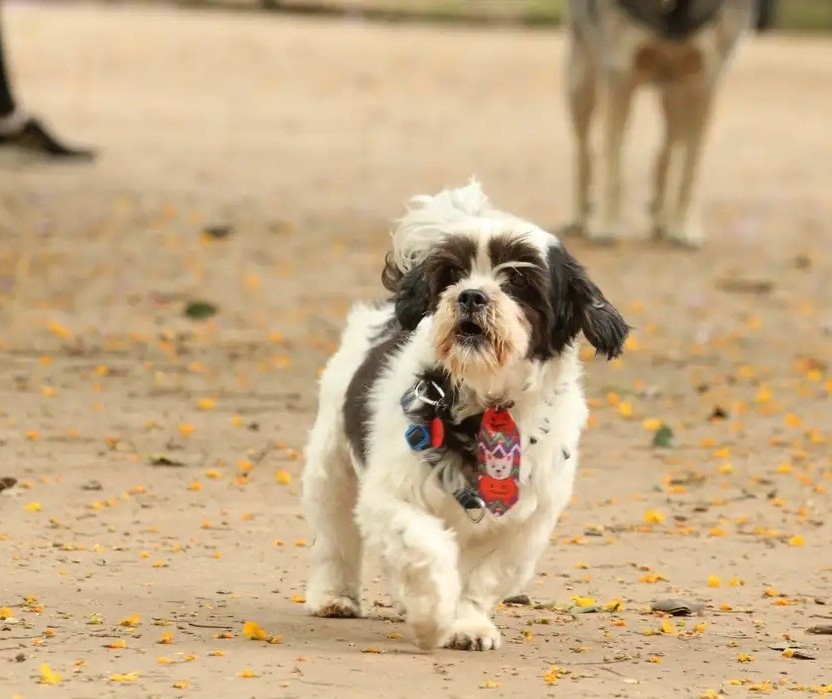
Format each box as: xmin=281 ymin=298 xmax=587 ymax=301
xmin=0 ymin=0 xmax=832 ymax=699
xmin=1 ymin=1 xmax=831 ymax=695
xmin=95 ymin=0 xmax=832 ymax=30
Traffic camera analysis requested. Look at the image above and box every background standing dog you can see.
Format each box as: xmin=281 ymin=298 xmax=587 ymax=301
xmin=566 ymin=0 xmax=754 ymax=245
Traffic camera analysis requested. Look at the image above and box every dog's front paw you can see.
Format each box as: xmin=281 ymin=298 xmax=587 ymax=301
xmin=443 ymin=618 xmax=502 ymax=651
xmin=306 ymin=594 xmax=361 ymax=619
xmin=410 ymin=616 xmax=450 ymax=652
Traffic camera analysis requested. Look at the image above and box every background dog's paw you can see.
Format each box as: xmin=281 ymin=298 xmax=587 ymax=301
xmin=665 ymin=226 xmax=704 ymax=249
xmin=307 ymin=594 xmax=361 ymax=618
xmin=585 ymin=229 xmax=621 ymax=246
xmin=443 ymin=619 xmax=502 ymax=651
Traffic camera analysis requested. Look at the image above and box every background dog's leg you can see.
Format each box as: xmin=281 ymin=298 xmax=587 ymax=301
xmin=302 ymin=429 xmax=363 ymax=618
xmin=651 ymin=85 xmax=686 ymax=238
xmin=666 ymin=79 xmax=714 ymax=247
xmin=448 ymin=511 xmax=557 ymax=651
xmin=356 ymin=495 xmax=459 ymax=651
xmin=594 ymin=72 xmax=635 ymax=242
xmin=565 ymin=32 xmax=596 ymax=235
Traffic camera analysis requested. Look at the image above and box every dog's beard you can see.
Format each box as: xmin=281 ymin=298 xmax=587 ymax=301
xmin=431 ymin=286 xmax=531 ymax=384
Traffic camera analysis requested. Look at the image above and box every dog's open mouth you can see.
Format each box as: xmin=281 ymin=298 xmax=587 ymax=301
xmin=455 ymin=320 xmax=485 ymax=342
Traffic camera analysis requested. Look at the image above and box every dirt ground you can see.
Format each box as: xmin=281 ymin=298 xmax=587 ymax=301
xmin=1 ymin=2 xmax=831 ymax=698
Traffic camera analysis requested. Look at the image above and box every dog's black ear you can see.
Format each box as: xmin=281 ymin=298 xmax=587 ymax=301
xmin=393 ymin=260 xmax=430 ymax=331
xmin=547 ymin=244 xmax=629 ymax=360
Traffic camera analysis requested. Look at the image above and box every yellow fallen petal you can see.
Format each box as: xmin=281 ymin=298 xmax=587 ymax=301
xmin=158 ymin=632 xmax=174 ymax=644
xmin=196 ymin=398 xmax=216 ymax=411
xmin=47 ymin=321 xmax=71 ymax=339
xmin=24 ymin=501 xmax=42 ymax=512
xmin=275 ymin=469 xmax=292 ymax=485
xmin=39 ymin=663 xmax=62 ymax=685
xmin=643 ymin=509 xmax=665 ymax=525
xmin=242 ymin=621 xmax=269 ymax=641
xmin=707 ymin=575 xmax=722 ymax=588
xmin=480 ymin=680 xmax=501 ymax=689
xmin=119 ymin=614 xmax=141 ymax=627
xmin=642 ymin=418 xmax=662 ymax=431
xmin=105 ymin=639 xmax=126 ymax=649
xmin=788 ymin=535 xmax=805 ymax=547
xmin=109 ymin=672 xmax=141 ymax=683
xmin=784 ymin=413 xmax=802 ymax=427
xmin=543 ymin=665 xmax=567 ymax=685
xmin=571 ymin=595 xmax=596 ymax=607
xmin=737 ymin=653 xmax=754 ymax=663
xmin=238 ymin=669 xmax=258 ymax=679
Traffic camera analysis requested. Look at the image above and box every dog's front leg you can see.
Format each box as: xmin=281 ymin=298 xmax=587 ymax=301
xmin=447 ymin=511 xmax=556 ymax=651
xmin=593 ymin=71 xmax=635 ymax=242
xmin=356 ymin=489 xmax=460 ymax=651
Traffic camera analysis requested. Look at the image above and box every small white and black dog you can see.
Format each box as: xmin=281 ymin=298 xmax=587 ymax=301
xmin=302 ymin=182 xmax=628 ymax=651
xmin=566 ymin=0 xmax=754 ymax=245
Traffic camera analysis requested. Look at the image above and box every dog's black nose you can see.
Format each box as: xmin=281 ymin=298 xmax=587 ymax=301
xmin=458 ymin=289 xmax=489 ymax=312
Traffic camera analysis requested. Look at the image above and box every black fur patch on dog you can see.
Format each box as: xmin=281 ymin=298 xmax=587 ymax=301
xmin=617 ymin=0 xmax=723 ymax=40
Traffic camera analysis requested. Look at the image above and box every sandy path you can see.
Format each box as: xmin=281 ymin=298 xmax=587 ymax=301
xmin=1 ymin=2 xmax=831 ymax=697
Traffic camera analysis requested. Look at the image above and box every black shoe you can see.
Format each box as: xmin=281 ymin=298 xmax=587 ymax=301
xmin=0 ymin=117 xmax=96 ymax=160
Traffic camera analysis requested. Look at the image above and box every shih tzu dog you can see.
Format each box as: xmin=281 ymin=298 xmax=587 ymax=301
xmin=302 ymin=181 xmax=628 ymax=651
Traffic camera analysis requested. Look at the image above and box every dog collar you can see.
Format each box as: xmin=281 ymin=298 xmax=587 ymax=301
xmin=401 ymin=379 xmax=522 ymax=520
xmin=401 ymin=379 xmax=486 ymax=520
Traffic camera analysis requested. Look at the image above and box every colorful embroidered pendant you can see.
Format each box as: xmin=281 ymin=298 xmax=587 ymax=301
xmin=476 ymin=407 xmax=521 ymax=516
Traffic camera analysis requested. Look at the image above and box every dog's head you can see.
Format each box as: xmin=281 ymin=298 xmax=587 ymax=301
xmin=382 ymin=191 xmax=628 ymax=385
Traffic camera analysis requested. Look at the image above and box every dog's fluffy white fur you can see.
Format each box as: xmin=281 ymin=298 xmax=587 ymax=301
xmin=302 ymin=181 xmax=627 ymax=651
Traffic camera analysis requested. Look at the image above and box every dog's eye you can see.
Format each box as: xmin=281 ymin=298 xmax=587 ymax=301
xmin=506 ymin=269 xmax=528 ymax=289
xmin=443 ymin=266 xmax=464 ymax=286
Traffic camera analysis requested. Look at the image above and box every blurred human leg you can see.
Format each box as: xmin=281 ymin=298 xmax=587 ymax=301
xmin=0 ymin=6 xmax=95 ymax=159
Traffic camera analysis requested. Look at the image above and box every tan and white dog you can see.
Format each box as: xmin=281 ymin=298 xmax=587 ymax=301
xmin=566 ymin=0 xmax=754 ymax=246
